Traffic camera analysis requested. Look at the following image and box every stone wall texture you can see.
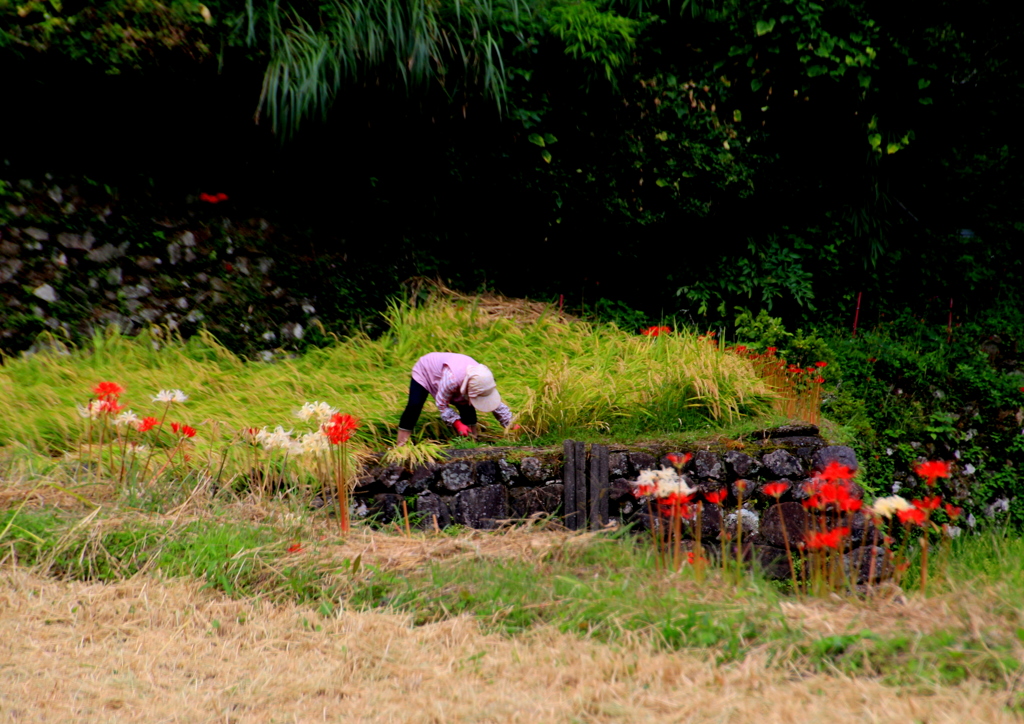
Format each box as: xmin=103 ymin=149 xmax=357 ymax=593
xmin=351 ymin=425 xmax=873 ymax=577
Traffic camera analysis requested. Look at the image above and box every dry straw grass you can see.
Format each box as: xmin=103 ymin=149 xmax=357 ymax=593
xmin=2 ymin=569 xmax=1019 ymax=723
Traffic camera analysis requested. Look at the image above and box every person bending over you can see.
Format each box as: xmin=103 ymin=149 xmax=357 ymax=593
xmin=395 ymin=352 xmax=514 ymax=446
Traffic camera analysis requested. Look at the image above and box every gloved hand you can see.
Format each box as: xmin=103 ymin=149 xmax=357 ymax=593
xmin=453 ymin=420 xmax=472 ymax=437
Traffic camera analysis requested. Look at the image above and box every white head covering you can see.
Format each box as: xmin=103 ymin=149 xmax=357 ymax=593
xmin=460 ymin=364 xmax=502 ymax=412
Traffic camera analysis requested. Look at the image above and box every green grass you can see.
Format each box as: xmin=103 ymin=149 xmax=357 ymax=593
xmin=0 ymin=295 xmax=774 ymax=463
xmin=2 ymin=505 xmax=1022 ymax=693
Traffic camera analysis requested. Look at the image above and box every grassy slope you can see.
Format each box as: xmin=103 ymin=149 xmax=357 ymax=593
xmin=0 ymin=296 xmax=773 ymax=459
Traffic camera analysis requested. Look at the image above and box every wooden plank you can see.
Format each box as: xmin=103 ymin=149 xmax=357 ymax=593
xmin=563 ymin=439 xmax=577 ymax=530
xmin=589 ymin=443 xmax=610 ymax=530
xmin=574 ymin=441 xmax=587 ymax=530
xmin=598 ymin=443 xmax=609 ymax=526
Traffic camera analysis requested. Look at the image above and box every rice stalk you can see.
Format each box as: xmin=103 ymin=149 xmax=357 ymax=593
xmin=0 ymin=293 xmax=774 ymax=490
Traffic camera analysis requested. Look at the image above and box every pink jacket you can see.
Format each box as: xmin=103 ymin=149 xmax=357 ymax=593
xmin=411 ymin=352 xmax=514 ymax=428
xmin=411 ymin=352 xmax=478 ymax=399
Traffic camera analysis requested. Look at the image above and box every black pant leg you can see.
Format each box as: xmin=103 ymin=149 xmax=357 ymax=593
xmin=399 ymin=379 xmax=430 ymax=431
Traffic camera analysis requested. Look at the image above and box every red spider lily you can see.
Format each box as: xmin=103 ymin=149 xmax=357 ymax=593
xmin=814 ymin=376 xmax=825 ymax=384
xmin=816 ymin=482 xmax=860 ymax=513
xmin=817 ymin=482 xmax=842 ymax=503
xmin=665 ymin=452 xmax=693 ymax=469
xmin=199 ymin=192 xmax=229 ymax=204
xmin=736 ymin=479 xmax=749 ymax=493
xmin=765 ymin=347 xmax=777 ymax=355
xmin=816 ymin=461 xmax=855 ymax=484
xmin=807 ymin=527 xmax=850 ymax=550
xmin=914 ymin=460 xmax=951 ymax=486
xmin=763 ymin=481 xmax=788 ymax=498
xmin=705 ymin=488 xmax=728 ymax=505
xmin=635 ymin=482 xmax=656 ymax=497
xmin=98 ymin=399 xmax=123 ymax=415
xmin=944 ymin=503 xmax=962 ymax=519
xmin=897 ymin=508 xmax=926 ymax=526
xmin=802 ymin=495 xmax=823 ymax=510
xmin=814 ymin=361 xmax=827 ymax=368
xmin=137 ymin=417 xmax=159 ymax=433
xmin=641 ymin=325 xmax=672 ymax=337
xmin=913 ymin=496 xmax=941 ymax=511
xmin=92 ymin=381 xmax=124 ymax=400
xmin=323 ymin=413 xmax=358 ymax=445
xmin=170 ymin=422 xmax=196 ymax=438
xmin=658 ymin=493 xmax=694 ymax=518
xmin=287 ymin=543 xmax=305 ymax=554
xmin=734 ymin=345 xmax=747 ymax=353
xmin=868 ymin=357 xmax=877 ymax=363
xmin=839 ymin=497 xmax=863 ymax=513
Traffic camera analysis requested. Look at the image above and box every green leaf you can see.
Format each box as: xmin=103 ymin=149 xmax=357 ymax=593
xmin=543 ymin=133 xmax=558 ymax=145
xmin=918 ymin=78 xmax=931 ymax=90
xmin=868 ymin=133 xmax=882 ymax=150
xmin=655 ymin=178 xmax=670 ymax=187
xmin=755 ymin=19 xmax=776 ymax=36
xmin=886 ymin=143 xmax=900 ymax=155
xmin=654 ymin=131 xmax=668 ymax=141
xmin=919 ymin=97 xmax=933 ymax=105
xmin=528 ymin=134 xmax=545 ymax=147
xmin=858 ymin=72 xmax=872 ymax=88
xmin=733 ymin=109 xmax=742 ymax=122
xmin=541 ymin=149 xmax=552 ymax=163
xmin=751 ymin=78 xmax=763 ymax=92
xmin=807 ymin=65 xmax=828 ymax=77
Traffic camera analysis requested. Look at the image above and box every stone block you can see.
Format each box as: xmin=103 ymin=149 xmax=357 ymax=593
xmin=454 ymin=485 xmax=508 ymax=529
xmin=438 ymin=460 xmax=474 ymax=492
xmin=509 ymin=484 xmax=563 ymax=519
xmin=415 ymin=491 xmax=452 ymax=529
xmin=762 ymin=449 xmax=804 ymax=478
xmin=724 ymin=450 xmax=759 ymax=478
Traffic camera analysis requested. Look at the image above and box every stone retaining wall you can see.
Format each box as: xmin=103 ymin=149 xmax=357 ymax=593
xmin=351 ymin=424 xmax=887 ymax=580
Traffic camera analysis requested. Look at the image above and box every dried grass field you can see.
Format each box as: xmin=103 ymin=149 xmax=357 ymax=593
xmin=2 ymin=511 xmax=1023 ymax=723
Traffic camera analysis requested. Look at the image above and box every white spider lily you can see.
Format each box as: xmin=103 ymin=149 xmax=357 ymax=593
xmin=114 ymin=410 xmax=139 ymax=428
xmin=152 ymin=389 xmax=188 ymax=403
xmin=77 ymin=400 xmax=105 ymax=419
xmin=870 ymin=495 xmax=913 ymax=519
xmin=299 ymin=430 xmax=330 ymax=455
xmin=295 ymin=401 xmax=338 ymax=424
xmin=257 ymin=426 xmax=294 ymax=451
xmin=633 ymin=467 xmax=697 ymax=498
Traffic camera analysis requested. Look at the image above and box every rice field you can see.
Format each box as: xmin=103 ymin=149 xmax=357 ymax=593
xmin=0 ymin=292 xmax=773 ymax=457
